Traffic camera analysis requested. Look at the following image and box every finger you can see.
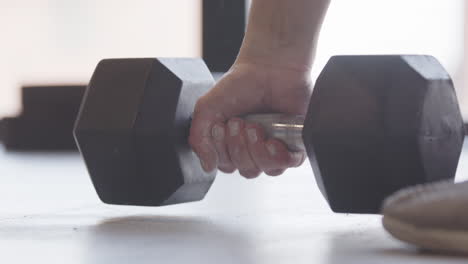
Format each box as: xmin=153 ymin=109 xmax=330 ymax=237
xmin=264 ymin=169 xmax=286 ymax=176
xmin=293 ymin=151 xmax=307 ymax=167
xmin=265 ymin=139 xmax=305 ymax=169
xmin=188 ymin=99 xmax=224 ymax=172
xmin=226 ymin=118 xmax=261 ymax=179
xmin=211 ymin=122 xmax=235 ymax=173
xmin=246 ymin=132 xmax=305 ymax=176
xmin=243 ymin=123 xmax=271 ymax=172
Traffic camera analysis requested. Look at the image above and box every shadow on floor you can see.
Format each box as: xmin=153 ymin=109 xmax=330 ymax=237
xmin=325 ymin=228 xmax=467 ymax=264
xmin=85 ymin=215 xmax=256 ymax=264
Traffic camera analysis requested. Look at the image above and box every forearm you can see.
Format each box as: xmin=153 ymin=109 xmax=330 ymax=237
xmin=236 ymin=0 xmax=330 ymax=71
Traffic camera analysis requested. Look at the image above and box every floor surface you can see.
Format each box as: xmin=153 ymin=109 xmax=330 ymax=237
xmin=1 ymin=141 xmax=468 ymax=263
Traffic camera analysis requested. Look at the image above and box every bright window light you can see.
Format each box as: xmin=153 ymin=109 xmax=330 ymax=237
xmin=313 ymin=0 xmax=464 ymax=82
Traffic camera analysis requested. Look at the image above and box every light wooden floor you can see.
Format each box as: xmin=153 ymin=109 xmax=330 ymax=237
xmin=0 ymin=141 xmax=467 ymax=263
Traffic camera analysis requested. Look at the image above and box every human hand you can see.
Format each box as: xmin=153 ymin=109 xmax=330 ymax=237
xmin=189 ymin=62 xmax=311 ymax=178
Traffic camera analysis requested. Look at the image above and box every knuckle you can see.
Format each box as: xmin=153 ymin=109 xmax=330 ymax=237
xmin=227 ymin=118 xmax=243 ymax=138
xmin=211 ymin=123 xmax=226 ymax=142
xmin=246 ymin=123 xmax=264 ymax=136
xmin=244 ymin=127 xmax=261 ymax=146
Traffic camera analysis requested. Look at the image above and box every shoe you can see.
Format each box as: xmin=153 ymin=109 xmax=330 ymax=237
xmin=382 ymin=180 xmax=468 ymax=254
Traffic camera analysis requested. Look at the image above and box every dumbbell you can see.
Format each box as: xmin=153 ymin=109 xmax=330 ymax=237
xmin=74 ymin=56 xmax=464 ymax=213
xmin=1 ymin=85 xmax=85 ymax=151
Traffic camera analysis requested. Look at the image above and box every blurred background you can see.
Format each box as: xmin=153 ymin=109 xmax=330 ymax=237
xmin=0 ymin=0 xmax=465 ymax=119
xmin=0 ymin=3 xmax=467 ymax=261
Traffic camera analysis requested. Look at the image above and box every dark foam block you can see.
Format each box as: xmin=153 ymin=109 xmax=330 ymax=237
xmin=1 ymin=85 xmax=86 ymax=151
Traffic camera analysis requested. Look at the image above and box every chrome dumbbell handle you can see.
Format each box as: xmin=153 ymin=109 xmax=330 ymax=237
xmin=244 ymin=114 xmax=305 ymax=152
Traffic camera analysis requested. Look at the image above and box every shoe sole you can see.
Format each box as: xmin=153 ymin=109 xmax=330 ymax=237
xmin=382 ymin=216 xmax=468 ymax=255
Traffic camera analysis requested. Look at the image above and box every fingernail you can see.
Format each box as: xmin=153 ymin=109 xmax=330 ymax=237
xmin=229 ymin=121 xmax=240 ymax=136
xmin=266 ymin=143 xmax=276 ymax=156
xmin=247 ymin=128 xmax=257 ymax=143
xmin=212 ymin=124 xmax=224 ymax=140
xmin=291 ymin=152 xmax=305 ymax=167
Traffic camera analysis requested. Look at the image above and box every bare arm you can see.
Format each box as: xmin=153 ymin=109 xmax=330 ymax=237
xmin=237 ymin=0 xmax=330 ymax=71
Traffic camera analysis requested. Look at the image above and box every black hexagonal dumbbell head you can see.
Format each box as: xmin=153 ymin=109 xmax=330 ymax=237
xmin=303 ymin=55 xmax=465 ymax=213
xmin=74 ymin=58 xmax=216 ymax=206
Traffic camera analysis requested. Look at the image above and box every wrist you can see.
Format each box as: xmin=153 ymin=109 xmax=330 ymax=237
xmin=235 ymin=24 xmax=318 ymax=73
xmin=235 ymin=49 xmax=314 ymax=73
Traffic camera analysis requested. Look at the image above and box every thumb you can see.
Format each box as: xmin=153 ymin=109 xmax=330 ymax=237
xmin=188 ymin=100 xmax=225 ymax=172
